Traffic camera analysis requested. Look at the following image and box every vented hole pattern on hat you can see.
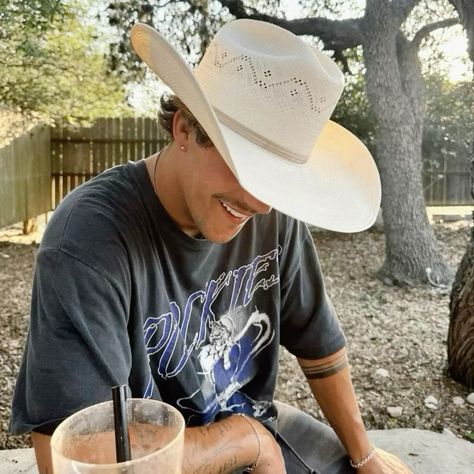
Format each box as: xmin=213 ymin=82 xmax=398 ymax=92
xmin=212 ymin=48 xmax=326 ymax=113
xmin=193 ymin=25 xmax=346 ymax=160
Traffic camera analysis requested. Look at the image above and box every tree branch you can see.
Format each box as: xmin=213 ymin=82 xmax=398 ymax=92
xmin=219 ymin=0 xmax=364 ymax=51
xmin=391 ymin=0 xmax=423 ymax=25
xmin=449 ymin=0 xmax=474 ymax=69
xmin=411 ymin=17 xmax=459 ymax=51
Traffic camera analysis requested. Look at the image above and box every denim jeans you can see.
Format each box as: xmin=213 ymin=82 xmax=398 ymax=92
xmin=273 ymin=401 xmax=355 ymax=474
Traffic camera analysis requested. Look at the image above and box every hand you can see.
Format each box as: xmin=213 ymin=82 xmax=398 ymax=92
xmin=247 ymin=418 xmax=286 ymax=474
xmin=358 ymin=447 xmax=413 ymax=473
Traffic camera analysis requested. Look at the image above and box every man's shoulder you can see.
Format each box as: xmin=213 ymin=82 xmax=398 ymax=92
xmin=41 ymin=162 xmax=147 ymax=251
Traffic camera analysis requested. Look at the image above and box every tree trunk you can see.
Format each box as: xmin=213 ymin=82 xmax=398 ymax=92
xmin=448 ymin=231 xmax=474 ymax=389
xmin=447 ymin=143 xmax=474 ymax=388
xmin=447 ymin=1 xmax=474 ymax=389
xmin=362 ymin=0 xmax=453 ymax=285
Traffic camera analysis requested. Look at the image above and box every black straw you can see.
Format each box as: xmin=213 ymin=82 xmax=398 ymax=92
xmin=112 ymin=385 xmax=131 ymax=463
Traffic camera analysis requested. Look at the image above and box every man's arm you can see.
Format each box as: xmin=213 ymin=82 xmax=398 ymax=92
xmin=32 ymin=432 xmax=53 ymax=474
xmin=298 ymin=346 xmax=412 ymax=473
xmin=183 ymin=415 xmax=285 ymax=474
xmin=32 ymin=414 xmax=285 ymax=474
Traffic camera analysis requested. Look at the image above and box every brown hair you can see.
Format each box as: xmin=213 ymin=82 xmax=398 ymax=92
xmin=158 ymin=94 xmax=212 ymax=146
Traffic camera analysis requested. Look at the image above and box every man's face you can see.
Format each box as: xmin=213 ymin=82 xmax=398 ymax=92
xmin=178 ymin=133 xmax=271 ymax=243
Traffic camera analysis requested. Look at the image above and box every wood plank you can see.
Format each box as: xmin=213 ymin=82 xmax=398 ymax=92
xmin=27 ymin=125 xmax=50 ymax=219
xmin=442 ymin=159 xmax=448 ymax=208
xmin=122 ymin=117 xmax=136 ymax=164
xmin=137 ymin=116 xmax=144 ymax=161
xmin=111 ymin=117 xmax=120 ymax=169
xmin=16 ymin=134 xmax=27 ymax=222
xmin=62 ymin=122 xmax=93 ymax=198
xmin=105 ymin=117 xmax=113 ymax=169
xmin=0 ymin=143 xmax=16 ymax=228
xmin=52 ymin=122 xmax=64 ymax=208
xmin=144 ymin=117 xmax=152 ymax=157
xmin=23 ymin=127 xmax=37 ymax=220
xmin=155 ymin=117 xmax=166 ymax=151
xmin=38 ymin=125 xmax=52 ymax=213
xmin=92 ymin=118 xmax=107 ymax=176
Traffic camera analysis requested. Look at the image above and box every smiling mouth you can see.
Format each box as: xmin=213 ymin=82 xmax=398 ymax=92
xmin=219 ymin=200 xmax=249 ymax=220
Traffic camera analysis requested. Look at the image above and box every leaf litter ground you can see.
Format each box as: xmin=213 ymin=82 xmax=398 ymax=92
xmin=0 ymin=221 xmax=472 ymax=449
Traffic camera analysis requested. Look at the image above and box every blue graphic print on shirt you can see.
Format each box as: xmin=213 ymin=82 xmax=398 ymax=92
xmin=142 ymin=247 xmax=281 ymax=423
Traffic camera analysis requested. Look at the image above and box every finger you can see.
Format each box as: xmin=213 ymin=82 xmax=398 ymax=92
xmin=376 ymin=448 xmax=412 ymax=473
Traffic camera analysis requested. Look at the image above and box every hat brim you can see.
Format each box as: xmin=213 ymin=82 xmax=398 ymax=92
xmin=131 ymin=23 xmax=381 ymax=232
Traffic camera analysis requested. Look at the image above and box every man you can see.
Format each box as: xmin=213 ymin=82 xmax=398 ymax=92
xmin=11 ymin=19 xmax=411 ymax=473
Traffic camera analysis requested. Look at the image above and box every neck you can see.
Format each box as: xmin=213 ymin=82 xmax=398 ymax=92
xmin=145 ymin=144 xmax=199 ymax=237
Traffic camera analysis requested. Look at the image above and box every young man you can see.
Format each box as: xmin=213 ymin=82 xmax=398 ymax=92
xmin=11 ymin=20 xmax=411 ymax=473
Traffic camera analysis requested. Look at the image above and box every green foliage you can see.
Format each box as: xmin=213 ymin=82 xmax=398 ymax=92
xmin=106 ymin=0 xmax=283 ymax=85
xmin=106 ymin=0 xmax=233 ymax=84
xmin=423 ymin=74 xmax=474 ymax=172
xmin=330 ymin=47 xmax=376 ymax=155
xmin=0 ymin=0 xmax=129 ymax=121
xmin=327 ymin=68 xmax=473 ymax=174
xmin=333 ymin=70 xmax=375 ymax=155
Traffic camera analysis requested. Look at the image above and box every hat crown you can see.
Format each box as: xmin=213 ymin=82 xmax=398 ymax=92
xmin=195 ymin=20 xmax=344 ymax=163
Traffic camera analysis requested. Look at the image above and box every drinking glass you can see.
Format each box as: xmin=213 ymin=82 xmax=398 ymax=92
xmin=50 ymin=398 xmax=185 ymax=473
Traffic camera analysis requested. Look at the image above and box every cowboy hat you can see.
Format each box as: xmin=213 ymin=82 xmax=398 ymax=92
xmin=130 ymin=19 xmax=381 ymax=232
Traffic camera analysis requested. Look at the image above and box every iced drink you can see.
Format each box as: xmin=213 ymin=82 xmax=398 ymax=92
xmin=51 ymin=398 xmax=184 ymax=473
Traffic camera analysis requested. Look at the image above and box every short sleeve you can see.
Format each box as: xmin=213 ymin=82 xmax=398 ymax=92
xmin=279 ymin=223 xmax=346 ymax=359
xmin=10 ymin=249 xmax=133 ymax=434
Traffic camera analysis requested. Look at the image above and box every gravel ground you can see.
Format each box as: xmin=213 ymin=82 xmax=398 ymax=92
xmin=1 ymin=219 xmax=473 ymax=450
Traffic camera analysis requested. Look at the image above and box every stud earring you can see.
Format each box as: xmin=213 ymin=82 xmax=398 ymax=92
xmin=180 ymin=145 xmax=186 ymax=152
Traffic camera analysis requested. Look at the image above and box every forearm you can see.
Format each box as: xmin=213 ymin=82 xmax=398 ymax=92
xmin=298 ymin=348 xmax=371 ymax=462
xmin=33 ymin=414 xmax=278 ymax=474
xmin=183 ymin=415 xmax=260 ymax=474
xmin=32 ymin=432 xmax=53 ymax=474
xmin=299 ymin=348 xmax=413 ymax=474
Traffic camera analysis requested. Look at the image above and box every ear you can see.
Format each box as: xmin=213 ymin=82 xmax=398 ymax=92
xmin=171 ymin=110 xmax=192 ymax=150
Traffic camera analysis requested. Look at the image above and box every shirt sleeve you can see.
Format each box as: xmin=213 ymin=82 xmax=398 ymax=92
xmin=10 ymin=249 xmax=133 ymax=434
xmin=279 ymin=222 xmax=346 ymax=359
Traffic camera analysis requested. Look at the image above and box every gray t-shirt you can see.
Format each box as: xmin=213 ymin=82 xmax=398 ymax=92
xmin=10 ymin=160 xmax=345 ymax=435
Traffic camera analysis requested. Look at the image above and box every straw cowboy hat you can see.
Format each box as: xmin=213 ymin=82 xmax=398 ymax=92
xmin=130 ymin=19 xmax=381 ymax=232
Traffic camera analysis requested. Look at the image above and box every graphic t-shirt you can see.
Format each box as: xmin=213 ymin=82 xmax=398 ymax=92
xmin=10 ymin=160 xmax=345 ymax=434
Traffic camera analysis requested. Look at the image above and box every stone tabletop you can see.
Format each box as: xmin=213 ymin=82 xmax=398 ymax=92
xmin=1 ymin=428 xmax=473 ymax=473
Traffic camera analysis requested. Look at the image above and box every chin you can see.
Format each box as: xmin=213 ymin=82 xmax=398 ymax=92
xmin=203 ymin=226 xmax=243 ymax=244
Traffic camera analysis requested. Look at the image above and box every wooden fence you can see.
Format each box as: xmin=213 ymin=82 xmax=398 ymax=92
xmin=424 ymin=159 xmax=472 ymax=206
xmin=0 ymin=125 xmax=51 ymax=229
xmin=51 ymin=118 xmax=165 ymax=208
xmin=49 ymin=119 xmax=474 ymax=208
xmin=50 ymin=119 xmax=472 ymax=208
xmin=0 ymin=117 xmax=472 ymax=231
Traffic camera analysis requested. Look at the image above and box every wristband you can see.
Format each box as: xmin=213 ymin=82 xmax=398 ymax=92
xmin=235 ymin=413 xmax=261 ymax=472
xmin=350 ymin=445 xmax=376 ymax=469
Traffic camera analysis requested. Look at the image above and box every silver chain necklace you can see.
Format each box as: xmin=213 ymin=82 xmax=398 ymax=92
xmin=152 ymin=148 xmax=164 ymax=195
